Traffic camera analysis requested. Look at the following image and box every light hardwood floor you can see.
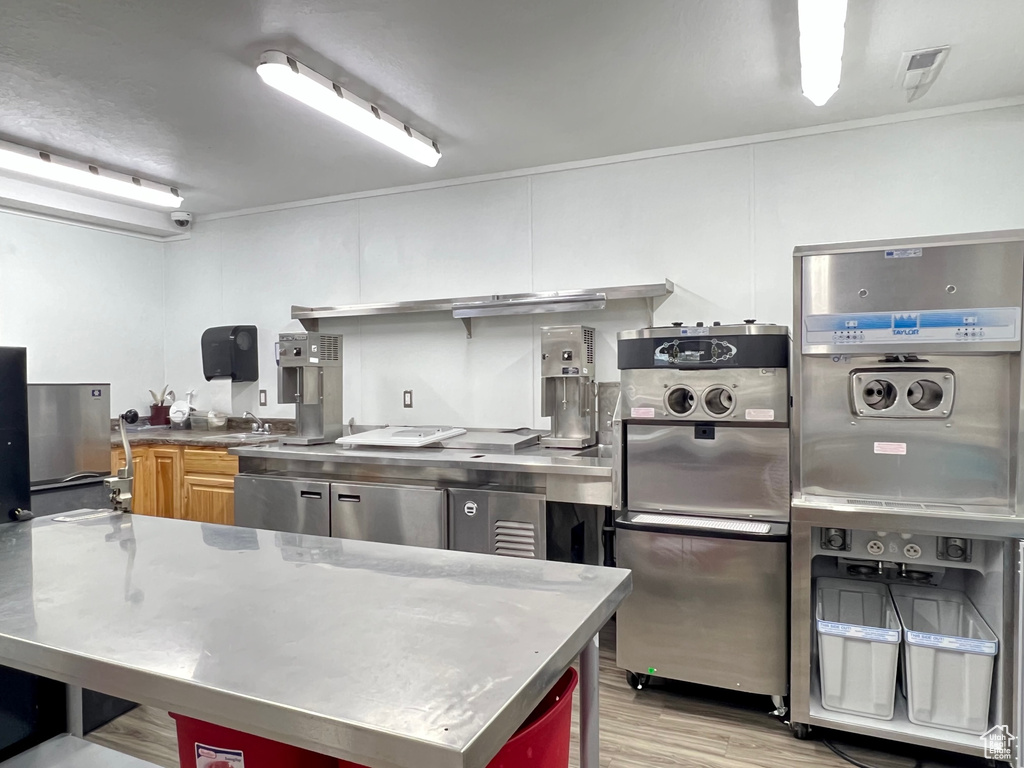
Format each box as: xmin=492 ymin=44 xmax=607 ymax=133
xmin=88 ymin=622 xmax=986 ymax=768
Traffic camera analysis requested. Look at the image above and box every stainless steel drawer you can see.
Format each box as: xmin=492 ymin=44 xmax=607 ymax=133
xmin=330 ymin=482 xmax=446 ymax=549
xmin=448 ymin=488 xmax=546 ymax=559
xmin=233 ymin=475 xmax=330 ymax=536
xmin=625 ymin=423 xmax=789 ymax=520
xmin=614 ymin=513 xmax=789 ymax=697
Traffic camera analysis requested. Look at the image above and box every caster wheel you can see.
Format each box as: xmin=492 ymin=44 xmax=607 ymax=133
xmin=790 ymin=722 xmax=811 ymax=740
xmin=626 ymin=671 xmax=650 ymax=690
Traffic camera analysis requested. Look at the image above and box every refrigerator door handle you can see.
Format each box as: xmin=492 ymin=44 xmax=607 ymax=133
xmin=58 ymin=472 xmax=108 ymax=483
xmin=614 ymin=513 xmax=788 ymax=543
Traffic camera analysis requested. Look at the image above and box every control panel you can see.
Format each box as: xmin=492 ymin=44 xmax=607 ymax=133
xmin=803 ymin=306 xmax=1021 ymax=349
xmin=277 ymin=332 xmax=342 ymax=368
xmin=815 ymin=528 xmax=979 ymax=569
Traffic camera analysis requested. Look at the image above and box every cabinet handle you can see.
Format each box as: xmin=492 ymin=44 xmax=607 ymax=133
xmin=337 ymin=494 xmax=361 ymax=503
xmin=300 ymin=491 xmax=322 ymax=499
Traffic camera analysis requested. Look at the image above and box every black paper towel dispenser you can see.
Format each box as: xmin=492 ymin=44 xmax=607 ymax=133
xmin=201 ymin=326 xmax=258 ymax=382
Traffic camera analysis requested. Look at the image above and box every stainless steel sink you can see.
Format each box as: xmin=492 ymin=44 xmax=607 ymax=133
xmin=191 ymin=432 xmax=279 ymax=444
xmin=573 ymin=444 xmax=614 ymax=459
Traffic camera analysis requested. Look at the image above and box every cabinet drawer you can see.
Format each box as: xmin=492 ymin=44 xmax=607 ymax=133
xmin=330 ymin=482 xmax=446 ymax=549
xmin=183 ymin=448 xmax=238 ymax=476
xmin=234 ymin=476 xmax=330 ymax=536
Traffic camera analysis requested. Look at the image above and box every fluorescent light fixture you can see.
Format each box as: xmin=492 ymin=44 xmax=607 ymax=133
xmin=452 ymin=292 xmax=607 ymax=318
xmin=0 ymin=139 xmax=183 ymax=208
xmin=257 ymin=51 xmax=441 ymax=167
xmin=798 ymin=0 xmax=848 ymax=106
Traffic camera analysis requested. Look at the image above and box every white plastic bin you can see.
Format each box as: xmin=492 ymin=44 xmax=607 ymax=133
xmin=890 ymin=584 xmax=998 ymax=735
xmin=816 ymin=578 xmax=901 ymax=720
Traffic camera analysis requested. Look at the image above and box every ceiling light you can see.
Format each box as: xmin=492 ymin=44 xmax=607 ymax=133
xmin=798 ymin=0 xmax=848 ymax=107
xmin=0 ymin=139 xmax=183 ymax=208
xmin=257 ymin=51 xmax=441 ymax=168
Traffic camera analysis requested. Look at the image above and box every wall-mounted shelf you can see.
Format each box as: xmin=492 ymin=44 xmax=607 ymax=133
xmin=292 ymin=280 xmax=675 ymax=337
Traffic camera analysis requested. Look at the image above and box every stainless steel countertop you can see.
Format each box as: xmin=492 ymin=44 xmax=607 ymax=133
xmin=111 ymin=426 xmax=279 ymax=448
xmin=229 ymin=442 xmax=613 ymax=477
xmin=0 ymin=513 xmax=630 ymax=768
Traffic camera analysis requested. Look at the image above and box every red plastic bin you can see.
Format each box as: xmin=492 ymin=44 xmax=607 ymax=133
xmin=481 ymin=667 xmax=578 ymax=768
xmin=173 ymin=667 xmax=577 ymax=768
xmin=341 ymin=668 xmax=578 ymax=768
xmin=171 ymin=714 xmax=336 ymax=768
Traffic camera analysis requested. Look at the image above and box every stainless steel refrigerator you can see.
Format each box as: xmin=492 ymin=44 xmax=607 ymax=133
xmin=14 ymin=381 xmax=136 ymax=741
xmin=27 ymin=384 xmax=112 ymax=515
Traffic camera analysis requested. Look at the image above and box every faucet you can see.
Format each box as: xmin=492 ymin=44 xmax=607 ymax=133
xmin=243 ymin=411 xmax=271 ymax=434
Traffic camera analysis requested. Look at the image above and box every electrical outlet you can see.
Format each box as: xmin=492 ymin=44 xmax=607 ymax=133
xmin=403 ymin=390 xmax=413 ymax=408
xmin=259 ymin=389 xmax=267 ymax=406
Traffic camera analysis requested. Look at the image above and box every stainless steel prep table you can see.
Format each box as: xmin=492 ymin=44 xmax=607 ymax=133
xmin=230 ymin=442 xmax=613 ymax=507
xmin=0 ymin=513 xmax=629 ymax=768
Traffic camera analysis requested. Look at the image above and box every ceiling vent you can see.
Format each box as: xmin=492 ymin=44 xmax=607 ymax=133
xmin=896 ymin=46 xmax=950 ymax=102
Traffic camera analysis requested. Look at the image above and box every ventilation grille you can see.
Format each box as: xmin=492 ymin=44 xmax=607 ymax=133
xmin=318 ymin=335 xmax=341 ymax=361
xmin=494 ymin=520 xmax=538 ymax=558
xmin=845 ymin=498 xmax=965 ymax=512
xmin=631 ymin=513 xmax=771 ymax=535
xmin=923 ymin=503 xmax=968 ymax=513
xmin=583 ymin=327 xmax=595 ymax=365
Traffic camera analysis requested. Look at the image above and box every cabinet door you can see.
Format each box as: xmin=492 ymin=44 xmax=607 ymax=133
xmin=330 ymin=483 xmax=446 ymax=548
xmin=234 ymin=476 xmax=330 ymax=536
xmin=150 ymin=447 xmax=182 ymax=518
xmin=183 ymin=475 xmax=235 ymax=526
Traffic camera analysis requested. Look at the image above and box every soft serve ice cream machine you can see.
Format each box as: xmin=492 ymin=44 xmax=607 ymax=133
xmin=789 ymin=231 xmax=1024 ymax=764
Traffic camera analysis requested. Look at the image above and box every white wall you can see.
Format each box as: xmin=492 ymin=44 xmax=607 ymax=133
xmin=164 ymin=105 xmax=1024 ymax=428
xmin=0 ymin=211 xmax=165 ymax=415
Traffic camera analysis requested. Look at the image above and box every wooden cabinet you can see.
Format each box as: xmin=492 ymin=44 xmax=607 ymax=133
xmin=182 ymin=474 xmax=235 ymax=525
xmin=111 ymin=444 xmax=237 ymax=524
xmin=150 ymin=447 xmax=183 ymax=518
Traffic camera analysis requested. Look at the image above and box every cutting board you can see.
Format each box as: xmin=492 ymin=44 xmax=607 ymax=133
xmin=336 ymin=426 xmax=467 ymax=448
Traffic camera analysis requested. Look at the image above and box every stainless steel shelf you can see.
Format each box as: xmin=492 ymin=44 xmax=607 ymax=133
xmin=1 ymin=736 xmax=159 ymax=768
xmin=292 ymin=280 xmax=675 ymax=336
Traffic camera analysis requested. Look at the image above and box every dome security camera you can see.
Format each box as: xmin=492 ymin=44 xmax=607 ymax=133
xmin=171 ymin=211 xmax=193 ymax=229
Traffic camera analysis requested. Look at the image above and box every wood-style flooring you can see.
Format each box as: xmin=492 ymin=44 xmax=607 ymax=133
xmin=88 ymin=622 xmax=986 ymax=768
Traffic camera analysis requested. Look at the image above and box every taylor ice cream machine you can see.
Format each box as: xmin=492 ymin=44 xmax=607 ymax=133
xmin=789 ymin=230 xmax=1024 ymax=766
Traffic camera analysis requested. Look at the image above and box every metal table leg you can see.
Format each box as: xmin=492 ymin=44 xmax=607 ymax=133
xmin=66 ymin=685 xmax=84 ymax=738
xmin=579 ymin=633 xmax=599 ymax=768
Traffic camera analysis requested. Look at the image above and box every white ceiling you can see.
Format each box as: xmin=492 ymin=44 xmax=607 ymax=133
xmin=1 ymin=0 xmax=1023 ymax=214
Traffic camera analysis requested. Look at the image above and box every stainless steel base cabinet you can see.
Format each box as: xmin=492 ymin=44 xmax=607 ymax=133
xmin=330 ymin=482 xmax=446 ymax=549
xmin=615 ymin=515 xmax=789 ymax=697
xmin=233 ymin=476 xmax=330 ymax=536
xmin=448 ymin=488 xmax=546 ymax=558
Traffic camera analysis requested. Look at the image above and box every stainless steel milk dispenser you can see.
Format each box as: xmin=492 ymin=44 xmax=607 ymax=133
xmin=540 ymin=325 xmax=597 ymax=448
xmin=277 ymin=332 xmax=344 ymax=445
xmin=789 ymin=231 xmax=1024 ymax=762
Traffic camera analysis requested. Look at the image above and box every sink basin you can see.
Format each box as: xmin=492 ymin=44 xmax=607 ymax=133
xmin=192 ymin=432 xmax=278 ymax=444
xmin=573 ymin=445 xmax=615 ymax=459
